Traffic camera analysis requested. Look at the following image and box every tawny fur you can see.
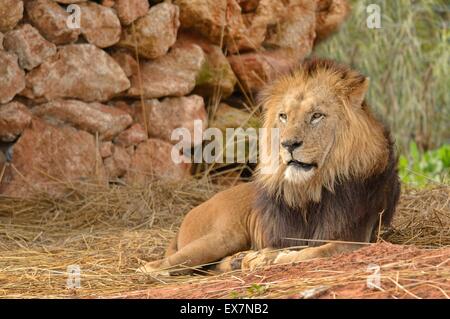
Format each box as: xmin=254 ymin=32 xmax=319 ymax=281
xmin=138 ymin=58 xmax=400 ymax=275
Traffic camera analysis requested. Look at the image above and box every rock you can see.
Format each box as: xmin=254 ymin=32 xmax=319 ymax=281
xmin=118 ymin=2 xmax=179 ymax=59
xmin=104 ymin=145 xmax=131 ymax=179
xmin=174 ymin=0 xmax=227 ymax=44
xmin=3 ymin=24 xmax=57 ymax=70
xmin=0 ymin=51 xmax=26 ymax=104
xmin=100 ymin=141 xmax=113 ymax=158
xmin=114 ymin=0 xmax=150 ymax=26
xmin=110 ymin=49 xmax=138 ymax=77
xmin=24 ymin=44 xmax=130 ymax=102
xmin=175 ymin=32 xmax=237 ymax=98
xmin=126 ymin=138 xmax=191 ymax=184
xmin=32 ymin=99 xmax=133 ymax=141
xmin=210 ymin=103 xmax=260 ymax=132
xmin=228 ymin=49 xmax=299 ymax=92
xmin=0 ymin=32 xmax=3 ymax=49
xmin=0 ymin=0 xmax=23 ymax=32
xmin=0 ymin=119 xmax=105 ymax=197
xmin=114 ymin=123 xmax=147 ymax=148
xmin=0 ymin=102 xmax=32 ymax=142
xmin=25 ymin=0 xmax=81 ymax=45
xmin=134 ymin=95 xmax=207 ymax=147
xmin=315 ymin=0 xmax=350 ymax=41
xmin=79 ymin=2 xmax=121 ymax=48
xmin=127 ymin=45 xmax=205 ymax=99
xmin=264 ymin=0 xmax=316 ymax=56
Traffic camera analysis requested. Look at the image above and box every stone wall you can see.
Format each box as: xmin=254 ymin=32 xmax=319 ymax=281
xmin=0 ymin=0 xmax=349 ymax=197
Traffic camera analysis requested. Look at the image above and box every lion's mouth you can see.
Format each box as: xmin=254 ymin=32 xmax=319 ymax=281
xmin=287 ymin=160 xmax=317 ymax=171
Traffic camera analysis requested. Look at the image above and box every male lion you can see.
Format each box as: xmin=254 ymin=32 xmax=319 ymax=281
xmin=139 ymin=58 xmax=401 ymax=274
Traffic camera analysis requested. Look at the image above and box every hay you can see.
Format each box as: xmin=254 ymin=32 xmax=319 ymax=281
xmin=0 ymin=180 xmax=448 ymax=298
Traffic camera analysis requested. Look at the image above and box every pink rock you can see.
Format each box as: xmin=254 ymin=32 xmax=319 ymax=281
xmin=114 ymin=0 xmax=149 ymax=26
xmin=134 ymin=95 xmax=207 ymax=147
xmin=3 ymin=24 xmax=57 ymax=70
xmin=0 ymin=51 xmax=26 ymax=104
xmin=24 ymin=44 xmax=130 ymax=102
xmin=114 ymin=123 xmax=147 ymax=148
xmin=174 ymin=0 xmax=227 ymax=44
xmin=0 ymin=102 xmax=32 ymax=142
xmin=175 ymin=32 xmax=237 ymax=98
xmin=228 ymin=49 xmax=300 ymax=92
xmin=0 ymin=119 xmax=105 ymax=198
xmin=315 ymin=0 xmax=350 ymax=41
xmin=32 ymin=99 xmax=133 ymax=141
xmin=104 ymin=145 xmax=131 ymax=179
xmin=126 ymin=138 xmax=191 ymax=184
xmin=127 ymin=45 xmax=205 ymax=99
xmin=110 ymin=49 xmax=138 ymax=77
xmin=118 ymin=2 xmax=179 ymax=59
xmin=100 ymin=141 xmax=113 ymax=158
xmin=0 ymin=0 xmax=23 ymax=32
xmin=79 ymin=2 xmax=122 ymax=48
xmin=25 ymin=0 xmax=81 ymax=45
xmin=264 ymin=0 xmax=316 ymax=56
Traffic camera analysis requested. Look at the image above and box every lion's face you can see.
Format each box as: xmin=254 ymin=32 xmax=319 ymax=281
xmin=275 ymin=86 xmax=341 ymax=183
xmin=257 ymin=59 xmax=389 ymax=206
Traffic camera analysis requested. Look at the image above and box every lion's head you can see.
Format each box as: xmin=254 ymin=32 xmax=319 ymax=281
xmin=257 ymin=59 xmax=389 ymax=207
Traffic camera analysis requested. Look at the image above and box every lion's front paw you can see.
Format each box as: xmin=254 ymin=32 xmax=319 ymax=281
xmin=241 ymin=249 xmax=281 ymax=271
xmin=137 ymin=259 xmax=170 ymax=276
xmin=274 ymin=247 xmax=325 ymax=265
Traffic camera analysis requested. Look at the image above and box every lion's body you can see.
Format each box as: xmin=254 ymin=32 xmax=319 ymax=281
xmin=140 ymin=59 xmax=401 ymax=274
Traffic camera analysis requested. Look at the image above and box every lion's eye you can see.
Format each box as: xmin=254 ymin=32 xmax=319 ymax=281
xmin=311 ymin=113 xmax=325 ymax=124
xmin=279 ymin=113 xmax=288 ymax=123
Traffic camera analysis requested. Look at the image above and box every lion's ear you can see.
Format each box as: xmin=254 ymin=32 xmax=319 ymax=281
xmin=347 ymin=76 xmax=370 ymax=107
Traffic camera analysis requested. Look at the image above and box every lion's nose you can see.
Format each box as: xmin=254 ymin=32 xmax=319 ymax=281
xmin=281 ymin=139 xmax=303 ymax=153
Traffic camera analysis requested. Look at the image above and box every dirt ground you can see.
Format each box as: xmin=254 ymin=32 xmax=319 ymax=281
xmin=107 ymin=243 xmax=450 ymax=299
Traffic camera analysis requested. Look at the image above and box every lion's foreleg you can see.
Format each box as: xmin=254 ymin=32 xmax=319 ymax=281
xmin=273 ymin=243 xmax=361 ymax=265
xmin=215 ymin=243 xmax=362 ymax=272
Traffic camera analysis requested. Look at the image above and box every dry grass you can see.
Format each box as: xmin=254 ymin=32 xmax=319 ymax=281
xmin=0 ymin=179 xmax=448 ymax=298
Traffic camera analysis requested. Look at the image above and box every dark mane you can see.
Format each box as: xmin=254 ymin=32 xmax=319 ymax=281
xmin=253 ymin=128 xmax=400 ymax=249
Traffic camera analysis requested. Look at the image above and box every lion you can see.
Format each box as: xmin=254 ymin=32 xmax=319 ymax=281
xmin=139 ymin=58 xmax=401 ymax=275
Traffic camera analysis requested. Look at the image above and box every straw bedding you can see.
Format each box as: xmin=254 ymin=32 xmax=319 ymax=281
xmin=0 ymin=180 xmax=448 ymax=298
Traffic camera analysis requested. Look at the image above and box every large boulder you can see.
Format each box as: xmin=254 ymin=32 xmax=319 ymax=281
xmin=126 ymin=139 xmax=191 ymax=184
xmin=0 ymin=0 xmax=23 ymax=32
xmin=0 ymin=119 xmax=105 ymax=197
xmin=78 ymin=2 xmax=122 ymax=48
xmin=25 ymin=0 xmax=81 ymax=45
xmin=114 ymin=0 xmax=150 ymax=26
xmin=315 ymin=0 xmax=350 ymax=41
xmin=0 ymin=51 xmax=26 ymax=104
xmin=24 ymin=44 xmax=130 ymax=102
xmin=3 ymin=24 xmax=57 ymax=70
xmin=32 ymin=99 xmax=133 ymax=141
xmin=134 ymin=95 xmax=207 ymax=147
xmin=118 ymin=2 xmax=179 ymax=59
xmin=228 ymin=49 xmax=299 ymax=92
xmin=127 ymin=45 xmax=206 ymax=99
xmin=175 ymin=32 xmax=237 ymax=98
xmin=0 ymin=102 xmax=32 ymax=142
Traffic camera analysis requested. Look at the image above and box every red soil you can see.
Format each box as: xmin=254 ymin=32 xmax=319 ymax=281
xmin=108 ymin=243 xmax=450 ymax=299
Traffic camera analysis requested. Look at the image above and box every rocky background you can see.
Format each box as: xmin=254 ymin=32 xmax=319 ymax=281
xmin=0 ymin=0 xmax=349 ymax=197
